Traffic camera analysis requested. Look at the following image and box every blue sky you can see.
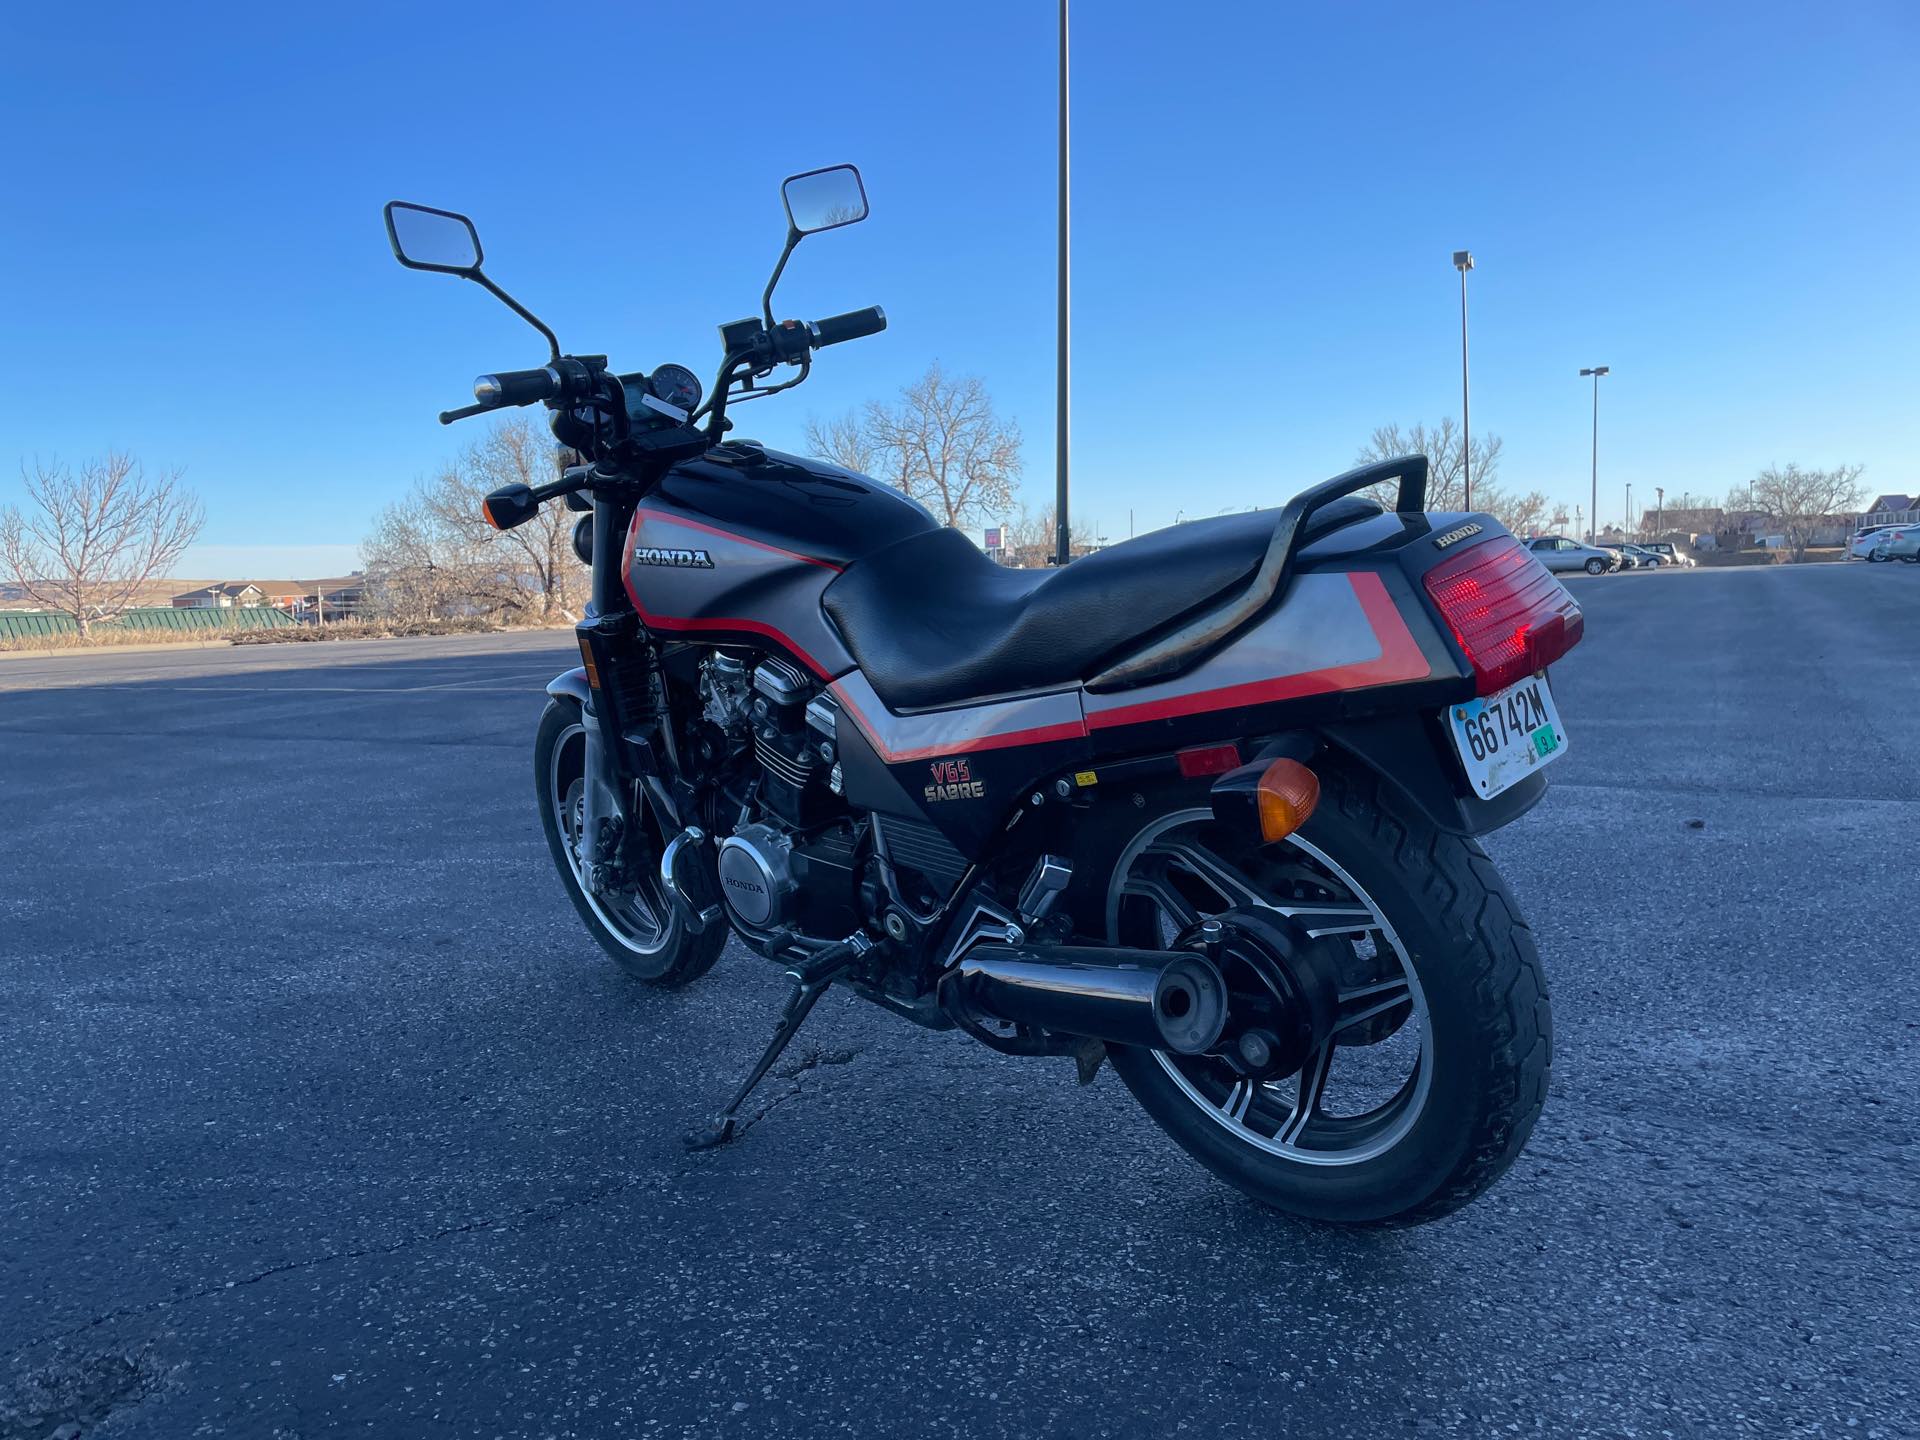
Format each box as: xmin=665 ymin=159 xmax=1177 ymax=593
xmin=2 ymin=1 xmax=1915 ymax=575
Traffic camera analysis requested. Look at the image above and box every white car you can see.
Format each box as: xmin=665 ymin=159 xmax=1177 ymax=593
xmin=1869 ymin=527 xmax=1920 ymax=563
xmin=1638 ymin=541 xmax=1696 ymax=568
xmin=1851 ymin=525 xmax=1911 ymax=561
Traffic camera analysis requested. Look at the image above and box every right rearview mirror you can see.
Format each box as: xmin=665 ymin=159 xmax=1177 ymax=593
xmin=385 ymin=201 xmax=484 ymax=275
xmin=781 ymin=165 xmax=869 ymax=237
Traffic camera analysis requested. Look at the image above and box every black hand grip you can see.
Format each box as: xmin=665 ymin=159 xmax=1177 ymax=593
xmin=474 ymin=366 xmax=561 ymax=407
xmin=810 ymin=306 xmax=887 ymax=348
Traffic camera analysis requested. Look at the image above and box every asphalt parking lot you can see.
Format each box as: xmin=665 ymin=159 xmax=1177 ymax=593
xmin=3 ymin=563 xmax=1916 ymax=1439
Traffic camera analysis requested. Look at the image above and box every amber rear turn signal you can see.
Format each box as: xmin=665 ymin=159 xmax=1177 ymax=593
xmin=1256 ymin=759 xmax=1320 ymax=842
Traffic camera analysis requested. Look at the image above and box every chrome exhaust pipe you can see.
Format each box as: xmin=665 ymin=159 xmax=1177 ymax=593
xmin=943 ymin=944 xmax=1228 ymax=1055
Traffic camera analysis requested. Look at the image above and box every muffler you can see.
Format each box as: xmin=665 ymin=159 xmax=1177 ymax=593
xmin=943 ymin=944 xmax=1228 ymax=1055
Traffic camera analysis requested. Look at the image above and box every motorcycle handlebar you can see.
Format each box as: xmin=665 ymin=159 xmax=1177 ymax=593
xmin=810 ymin=306 xmax=887 ymax=348
xmin=474 ymin=366 xmax=562 ymax=407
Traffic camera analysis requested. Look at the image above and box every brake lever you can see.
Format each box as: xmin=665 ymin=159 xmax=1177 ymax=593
xmin=438 ymin=401 xmax=494 ymax=425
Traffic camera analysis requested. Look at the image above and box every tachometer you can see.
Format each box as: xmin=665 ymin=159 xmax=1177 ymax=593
xmin=648 ymin=364 xmax=702 ymax=414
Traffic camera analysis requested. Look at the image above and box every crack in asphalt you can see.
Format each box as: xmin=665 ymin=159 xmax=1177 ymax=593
xmin=726 ymin=1045 xmax=860 ymax=1141
xmin=0 ymin=1174 xmax=668 ymax=1367
xmin=6 ymin=1050 xmax=868 ymax=1366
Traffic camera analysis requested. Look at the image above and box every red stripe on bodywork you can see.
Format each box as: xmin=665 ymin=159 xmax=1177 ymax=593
xmin=827 ymin=683 xmax=1087 ymax=764
xmin=634 ymin=508 xmax=844 ymax=572
xmin=631 ymin=608 xmax=836 ymax=680
xmin=1086 ymin=572 xmax=1430 ymax=731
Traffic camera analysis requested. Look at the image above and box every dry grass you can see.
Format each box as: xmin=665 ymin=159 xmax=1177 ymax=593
xmin=0 ymin=625 xmax=240 ymax=654
xmin=227 ymin=616 xmax=508 ymax=645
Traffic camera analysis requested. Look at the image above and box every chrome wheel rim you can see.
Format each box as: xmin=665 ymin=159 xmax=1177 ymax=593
xmin=1106 ymin=808 xmax=1434 ymax=1167
xmin=550 ymin=723 xmax=675 ymax=957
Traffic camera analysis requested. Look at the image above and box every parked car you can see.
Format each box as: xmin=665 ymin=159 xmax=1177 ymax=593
xmin=1619 ymin=544 xmax=1665 ymax=568
xmin=1851 ymin=525 xmax=1902 ymax=560
xmin=1872 ymin=527 xmax=1920 ymax=563
xmin=1527 ymin=535 xmax=1620 ymax=575
xmin=1638 ymin=541 xmax=1696 ymax=567
xmin=1599 ymin=544 xmax=1639 ymax=570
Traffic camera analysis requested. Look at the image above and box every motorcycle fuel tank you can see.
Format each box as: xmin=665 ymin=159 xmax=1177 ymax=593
xmin=621 ymin=443 xmax=937 ymax=679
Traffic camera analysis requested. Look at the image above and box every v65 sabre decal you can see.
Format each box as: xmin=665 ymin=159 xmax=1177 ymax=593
xmin=631 ymin=545 xmax=714 ymax=569
xmin=925 ymin=758 xmax=985 ymax=802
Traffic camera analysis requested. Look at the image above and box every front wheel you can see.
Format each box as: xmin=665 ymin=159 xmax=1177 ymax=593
xmin=1584 ymin=558 xmax=1607 ymax=575
xmin=534 ymin=698 xmax=726 ymax=986
xmin=1104 ymin=764 xmax=1552 ymax=1226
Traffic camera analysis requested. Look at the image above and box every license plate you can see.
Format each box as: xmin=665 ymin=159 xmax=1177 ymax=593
xmin=1447 ymin=673 xmax=1567 ymax=800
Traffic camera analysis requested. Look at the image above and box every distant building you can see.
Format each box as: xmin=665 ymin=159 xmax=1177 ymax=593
xmin=1862 ymin=494 xmax=1918 ymax=527
xmin=173 ymin=582 xmax=267 ymax=609
xmin=299 ymin=575 xmax=367 ymax=621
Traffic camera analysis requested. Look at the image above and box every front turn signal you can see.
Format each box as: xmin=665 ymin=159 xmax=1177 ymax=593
xmin=1256 ymin=759 xmax=1320 ymax=842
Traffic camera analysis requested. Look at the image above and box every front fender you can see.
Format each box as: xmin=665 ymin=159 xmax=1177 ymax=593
xmin=546 ymin=667 xmax=591 ymax=709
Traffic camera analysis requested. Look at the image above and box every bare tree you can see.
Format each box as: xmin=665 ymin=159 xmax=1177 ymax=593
xmin=1355 ymin=418 xmax=1503 ymax=514
xmin=1741 ymin=463 xmax=1867 ymax=563
xmin=361 ymin=417 xmax=583 ymax=622
xmin=803 ymin=362 xmax=1022 ymax=528
xmin=1353 ymin=420 xmax=1547 ymax=536
xmin=1 ymin=454 xmax=204 ymax=637
xmin=801 ymin=411 xmax=878 ymax=478
xmin=1008 ymin=501 xmax=1096 ymax=558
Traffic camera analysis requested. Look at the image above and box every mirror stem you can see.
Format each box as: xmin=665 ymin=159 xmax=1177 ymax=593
xmin=469 ymin=271 xmax=562 ymax=362
xmin=761 ymin=231 xmax=799 ymax=330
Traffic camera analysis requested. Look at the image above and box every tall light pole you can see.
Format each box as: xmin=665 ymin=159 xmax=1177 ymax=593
xmin=1625 ymin=482 xmax=1633 ymax=541
xmin=1053 ymin=0 xmax=1071 ymax=567
xmin=1655 ymin=486 xmax=1664 ymax=539
xmin=1452 ymin=250 xmax=1474 ymax=508
xmin=1579 ymin=366 xmax=1610 ymax=544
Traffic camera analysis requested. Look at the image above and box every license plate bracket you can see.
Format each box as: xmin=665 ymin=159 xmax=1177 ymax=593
xmin=1447 ymin=673 xmax=1568 ymax=801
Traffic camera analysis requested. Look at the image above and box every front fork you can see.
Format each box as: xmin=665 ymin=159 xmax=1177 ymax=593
xmin=573 ymin=489 xmax=646 ymax=895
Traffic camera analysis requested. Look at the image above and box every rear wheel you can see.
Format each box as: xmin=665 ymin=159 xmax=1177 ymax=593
xmin=535 ymin=698 xmax=726 ymax=986
xmin=1104 ymin=765 xmax=1551 ymax=1226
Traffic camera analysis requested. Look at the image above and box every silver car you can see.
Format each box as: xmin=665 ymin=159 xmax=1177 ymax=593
xmin=1527 ymin=535 xmax=1619 ymax=575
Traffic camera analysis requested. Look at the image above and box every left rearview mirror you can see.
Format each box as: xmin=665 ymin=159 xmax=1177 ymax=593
xmin=781 ymin=165 xmax=869 ymax=237
xmin=385 ymin=201 xmax=483 ymax=275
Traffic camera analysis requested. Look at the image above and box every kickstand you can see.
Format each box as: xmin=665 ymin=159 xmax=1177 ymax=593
xmin=684 ymin=941 xmax=860 ymax=1151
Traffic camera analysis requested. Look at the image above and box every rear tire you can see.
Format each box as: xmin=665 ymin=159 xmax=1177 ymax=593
xmin=1105 ymin=764 xmax=1552 ymax=1227
xmin=535 ymin=698 xmax=726 ymax=987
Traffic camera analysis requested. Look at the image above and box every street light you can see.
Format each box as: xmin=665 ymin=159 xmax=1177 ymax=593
xmin=1625 ymin=482 xmax=1633 ymax=541
xmin=1453 ymin=250 xmax=1474 ymax=508
xmin=1579 ymin=366 xmax=1610 ymax=544
xmin=1655 ymin=486 xmax=1664 ymax=540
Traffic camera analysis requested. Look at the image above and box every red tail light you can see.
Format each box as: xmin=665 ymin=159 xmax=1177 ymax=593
xmin=1423 ymin=538 xmax=1584 ymax=696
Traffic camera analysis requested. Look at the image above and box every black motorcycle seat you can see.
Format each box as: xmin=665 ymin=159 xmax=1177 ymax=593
xmin=822 ymin=497 xmax=1382 ymax=710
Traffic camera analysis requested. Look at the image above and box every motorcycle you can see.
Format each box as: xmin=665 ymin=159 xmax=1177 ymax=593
xmin=382 ymin=165 xmax=1583 ymax=1225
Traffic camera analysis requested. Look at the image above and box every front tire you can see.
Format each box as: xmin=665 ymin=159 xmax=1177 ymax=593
xmin=1104 ymin=764 xmax=1552 ymax=1226
xmin=1584 ymin=558 xmax=1607 ymax=575
xmin=535 ymin=698 xmax=726 ymax=986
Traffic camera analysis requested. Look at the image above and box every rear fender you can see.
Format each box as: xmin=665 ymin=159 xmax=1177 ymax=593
xmin=1198 ymin=714 xmax=1543 ymax=841
xmin=1315 ymin=710 xmax=1546 ymax=837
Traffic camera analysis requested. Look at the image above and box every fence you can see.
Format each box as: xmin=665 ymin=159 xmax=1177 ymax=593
xmin=0 ymin=606 xmax=296 ymax=642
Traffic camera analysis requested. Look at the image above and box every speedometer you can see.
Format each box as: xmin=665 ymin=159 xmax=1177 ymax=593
xmin=648 ymin=364 xmax=702 ymax=413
